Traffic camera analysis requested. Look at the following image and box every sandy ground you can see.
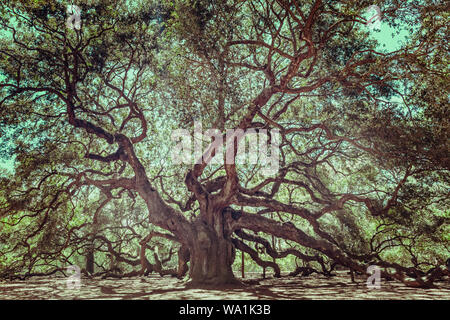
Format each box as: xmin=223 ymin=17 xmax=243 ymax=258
xmin=0 ymin=271 xmax=449 ymax=300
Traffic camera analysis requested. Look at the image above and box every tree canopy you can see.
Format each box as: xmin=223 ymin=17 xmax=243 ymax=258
xmin=0 ymin=0 xmax=448 ymax=288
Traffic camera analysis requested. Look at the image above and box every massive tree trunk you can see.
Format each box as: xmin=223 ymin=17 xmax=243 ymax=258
xmin=187 ymin=211 xmax=238 ymax=286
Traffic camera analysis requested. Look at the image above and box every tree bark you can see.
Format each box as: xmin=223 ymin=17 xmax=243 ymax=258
xmin=86 ymin=248 xmax=94 ymax=275
xmin=187 ymin=214 xmax=238 ymax=286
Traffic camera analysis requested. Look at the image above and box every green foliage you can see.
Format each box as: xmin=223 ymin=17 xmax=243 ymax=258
xmin=0 ymin=0 xmax=448 ymax=279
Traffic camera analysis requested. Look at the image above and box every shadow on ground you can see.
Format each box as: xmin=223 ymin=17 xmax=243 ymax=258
xmin=1 ymin=271 xmax=449 ymax=300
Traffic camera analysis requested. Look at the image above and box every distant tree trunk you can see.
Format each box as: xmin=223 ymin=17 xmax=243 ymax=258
xmin=271 ymin=213 xmax=276 ymax=264
xmin=86 ymin=248 xmax=94 ymax=274
xmin=241 ymin=251 xmax=245 ymax=278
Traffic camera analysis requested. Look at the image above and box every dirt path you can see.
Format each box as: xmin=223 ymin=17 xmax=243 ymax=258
xmin=1 ymin=271 xmax=449 ymax=300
